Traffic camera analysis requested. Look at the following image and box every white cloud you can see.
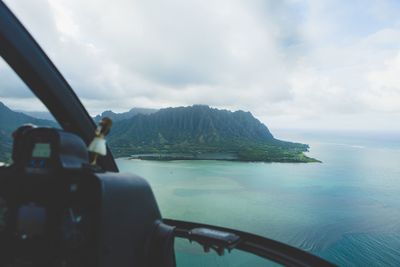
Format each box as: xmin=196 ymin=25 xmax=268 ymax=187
xmin=1 ymin=0 xmax=400 ymax=131
xmin=365 ymin=52 xmax=400 ymax=112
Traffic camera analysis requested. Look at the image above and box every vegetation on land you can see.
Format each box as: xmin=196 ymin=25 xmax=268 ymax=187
xmin=0 ymin=102 xmax=57 ymax=162
xmin=108 ymin=105 xmax=320 ymax=163
xmin=0 ymin=102 xmax=319 ymax=163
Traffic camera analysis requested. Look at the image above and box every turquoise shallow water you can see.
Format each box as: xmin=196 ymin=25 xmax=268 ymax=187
xmin=116 ymin=131 xmax=400 ymax=266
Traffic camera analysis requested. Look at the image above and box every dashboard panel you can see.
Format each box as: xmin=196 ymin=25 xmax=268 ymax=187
xmin=0 ymin=171 xmax=101 ymax=267
xmin=0 ymin=127 xmax=163 ymax=267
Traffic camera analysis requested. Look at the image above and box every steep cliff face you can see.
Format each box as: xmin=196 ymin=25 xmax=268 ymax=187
xmin=0 ymin=103 xmax=316 ymax=163
xmin=109 ymin=105 xmax=274 ymax=145
xmin=107 ymin=105 xmax=314 ymax=162
xmin=93 ymin=108 xmax=157 ymax=122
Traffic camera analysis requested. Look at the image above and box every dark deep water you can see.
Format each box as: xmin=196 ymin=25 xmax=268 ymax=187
xmin=117 ymin=130 xmax=400 ymax=266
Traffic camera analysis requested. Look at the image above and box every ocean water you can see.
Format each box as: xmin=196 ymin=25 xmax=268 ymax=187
xmin=116 ymin=130 xmax=400 ymax=266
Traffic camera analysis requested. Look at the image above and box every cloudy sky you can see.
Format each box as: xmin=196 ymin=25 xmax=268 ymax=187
xmin=1 ymin=0 xmax=400 ymax=131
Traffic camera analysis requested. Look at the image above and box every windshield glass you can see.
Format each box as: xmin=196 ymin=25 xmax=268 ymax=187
xmin=3 ymin=0 xmax=400 ymax=266
xmin=0 ymin=58 xmax=59 ymax=164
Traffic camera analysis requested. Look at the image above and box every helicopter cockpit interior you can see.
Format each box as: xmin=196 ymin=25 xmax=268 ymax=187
xmin=0 ymin=1 xmax=335 ymax=266
xmin=0 ymin=126 xmax=173 ymax=266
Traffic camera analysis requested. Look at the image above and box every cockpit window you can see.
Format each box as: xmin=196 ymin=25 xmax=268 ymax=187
xmin=0 ymin=58 xmax=59 ymax=163
xmin=2 ymin=1 xmax=400 ymax=266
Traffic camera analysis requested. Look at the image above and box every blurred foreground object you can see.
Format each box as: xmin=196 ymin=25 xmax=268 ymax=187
xmin=88 ymin=117 xmax=112 ymax=165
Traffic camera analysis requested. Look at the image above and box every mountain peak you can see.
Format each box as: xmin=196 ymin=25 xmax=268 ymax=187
xmin=0 ymin=102 xmax=316 ymax=163
xmin=107 ymin=105 xmax=315 ymax=162
xmin=94 ymin=107 xmax=158 ymax=122
xmin=0 ymin=101 xmax=10 ymax=111
xmin=109 ymin=105 xmax=274 ymax=149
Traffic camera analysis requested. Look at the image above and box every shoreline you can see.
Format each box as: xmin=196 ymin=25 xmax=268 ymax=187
xmin=125 ymin=154 xmax=321 ymax=163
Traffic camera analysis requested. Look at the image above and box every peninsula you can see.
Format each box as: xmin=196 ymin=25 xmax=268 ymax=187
xmin=107 ymin=105 xmax=319 ymax=163
xmin=0 ymin=102 xmax=319 ymax=163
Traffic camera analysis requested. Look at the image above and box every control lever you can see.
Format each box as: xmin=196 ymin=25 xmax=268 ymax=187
xmin=187 ymin=228 xmax=241 ymax=256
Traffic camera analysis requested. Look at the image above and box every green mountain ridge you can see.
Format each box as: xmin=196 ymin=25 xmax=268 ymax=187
xmin=93 ymin=108 xmax=158 ymax=122
xmin=14 ymin=107 xmax=157 ymax=122
xmin=0 ymin=102 xmax=319 ymax=163
xmin=108 ymin=105 xmax=319 ymax=162
xmin=0 ymin=102 xmax=57 ymax=162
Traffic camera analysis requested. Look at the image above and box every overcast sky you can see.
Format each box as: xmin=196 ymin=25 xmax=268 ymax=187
xmin=1 ymin=0 xmax=400 ymax=131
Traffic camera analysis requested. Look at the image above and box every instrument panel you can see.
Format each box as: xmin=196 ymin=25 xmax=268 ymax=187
xmin=0 ymin=127 xmax=164 ymax=267
xmin=0 ymin=171 xmax=100 ymax=267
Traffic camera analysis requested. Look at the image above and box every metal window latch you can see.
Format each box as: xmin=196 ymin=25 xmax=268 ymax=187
xmin=187 ymin=227 xmax=241 ymax=256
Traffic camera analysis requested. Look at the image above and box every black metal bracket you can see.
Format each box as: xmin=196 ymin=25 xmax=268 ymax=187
xmin=186 ymin=227 xmax=241 ymax=256
xmin=165 ymin=219 xmax=336 ymax=267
